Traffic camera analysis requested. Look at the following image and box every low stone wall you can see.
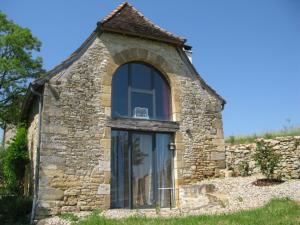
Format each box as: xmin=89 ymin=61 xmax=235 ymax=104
xmin=225 ymin=136 xmax=300 ymax=179
xmin=179 ymin=183 xmax=228 ymax=210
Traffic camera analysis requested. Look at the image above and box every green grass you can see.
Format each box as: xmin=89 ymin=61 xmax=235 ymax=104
xmin=74 ymin=198 xmax=300 ymax=225
xmin=225 ymin=126 xmax=300 ymax=144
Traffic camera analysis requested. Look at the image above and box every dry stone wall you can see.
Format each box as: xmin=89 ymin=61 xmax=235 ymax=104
xmin=225 ymin=136 xmax=300 ymax=179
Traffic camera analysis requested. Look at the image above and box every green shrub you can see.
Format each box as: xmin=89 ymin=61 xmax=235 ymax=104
xmin=263 ymin=132 xmax=273 ymax=139
xmin=238 ymin=160 xmax=250 ymax=177
xmin=0 ymin=148 xmax=5 ymax=184
xmin=0 ymin=125 xmax=29 ymax=195
xmin=228 ymin=136 xmax=235 ymax=145
xmin=253 ymin=141 xmax=280 ymax=179
xmin=0 ymin=195 xmax=32 ymax=224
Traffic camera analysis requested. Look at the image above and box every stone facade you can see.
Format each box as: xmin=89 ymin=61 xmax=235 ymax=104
xmin=25 ymin=99 xmax=39 ymax=196
xmin=225 ymin=136 xmax=300 ymax=179
xmin=25 ymin=31 xmax=225 ymax=218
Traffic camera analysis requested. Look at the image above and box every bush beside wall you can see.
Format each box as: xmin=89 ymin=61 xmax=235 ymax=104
xmin=226 ymin=136 xmax=300 ymax=179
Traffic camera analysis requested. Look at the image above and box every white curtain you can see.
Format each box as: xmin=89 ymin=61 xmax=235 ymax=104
xmin=156 ymin=134 xmax=173 ymax=207
xmin=132 ymin=134 xmax=153 ymax=207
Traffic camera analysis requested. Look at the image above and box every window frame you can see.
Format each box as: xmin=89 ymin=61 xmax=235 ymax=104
xmin=112 ymin=62 xmax=171 ymax=121
xmin=111 ymin=129 xmax=175 ymax=209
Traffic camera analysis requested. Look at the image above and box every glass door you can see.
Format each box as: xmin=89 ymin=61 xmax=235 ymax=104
xmin=111 ymin=130 xmax=174 ymax=209
xmin=131 ymin=133 xmax=155 ymax=208
xmin=155 ymin=133 xmax=174 ymax=208
xmin=111 ymin=130 xmax=130 ymax=208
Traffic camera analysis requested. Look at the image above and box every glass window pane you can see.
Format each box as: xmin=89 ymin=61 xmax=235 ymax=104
xmin=112 ymin=64 xmax=128 ymax=117
xmin=131 ymin=63 xmax=152 ymax=90
xmin=156 ymin=133 xmax=174 ymax=208
xmin=132 ymin=133 xmax=154 ymax=208
xmin=131 ymin=92 xmax=153 ymax=118
xmin=111 ymin=130 xmax=130 ymax=208
xmin=111 ymin=131 xmax=174 ymax=209
xmin=154 ymin=72 xmax=171 ymax=120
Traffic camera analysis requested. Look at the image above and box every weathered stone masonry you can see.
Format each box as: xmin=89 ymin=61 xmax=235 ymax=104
xmin=29 ymin=32 xmax=225 ymax=217
xmin=225 ymin=136 xmax=300 ymax=179
xmin=19 ymin=3 xmax=226 ymax=218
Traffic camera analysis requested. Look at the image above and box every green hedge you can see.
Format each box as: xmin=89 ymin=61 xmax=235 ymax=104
xmin=0 ymin=125 xmax=29 ymax=194
xmin=0 ymin=195 xmax=32 ymax=225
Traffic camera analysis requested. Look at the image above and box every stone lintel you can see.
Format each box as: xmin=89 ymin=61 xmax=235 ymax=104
xmin=107 ymin=117 xmax=179 ymax=132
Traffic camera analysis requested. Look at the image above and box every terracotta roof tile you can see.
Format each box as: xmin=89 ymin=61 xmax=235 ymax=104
xmin=98 ymin=2 xmax=186 ymax=45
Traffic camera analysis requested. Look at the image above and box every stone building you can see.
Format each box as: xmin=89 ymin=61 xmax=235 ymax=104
xmin=20 ymin=2 xmax=226 ymax=219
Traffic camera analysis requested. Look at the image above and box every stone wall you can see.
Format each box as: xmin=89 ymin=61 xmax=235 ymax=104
xmin=2 ymin=124 xmax=16 ymax=148
xmin=34 ymin=32 xmax=225 ymax=218
xmin=26 ymin=99 xmax=39 ymax=196
xmin=225 ymin=136 xmax=300 ymax=179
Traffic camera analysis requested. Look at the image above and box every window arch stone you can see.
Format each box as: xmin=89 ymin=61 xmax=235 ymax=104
xmin=101 ymin=47 xmax=182 ymax=121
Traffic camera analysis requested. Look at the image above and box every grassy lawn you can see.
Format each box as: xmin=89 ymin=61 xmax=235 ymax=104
xmin=72 ymin=198 xmax=300 ymax=225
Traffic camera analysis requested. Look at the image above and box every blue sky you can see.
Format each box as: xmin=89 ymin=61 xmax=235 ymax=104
xmin=1 ymin=0 xmax=299 ymax=137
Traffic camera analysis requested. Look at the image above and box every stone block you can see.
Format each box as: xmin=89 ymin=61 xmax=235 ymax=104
xmin=100 ymin=139 xmax=111 ymax=149
xmin=102 ymin=127 xmax=111 ymax=139
xmin=101 ymin=95 xmax=111 ymax=107
xmin=43 ymin=126 xmax=68 ymax=135
xmin=104 ymin=171 xmax=111 ymax=184
xmin=102 ymin=85 xmax=111 ymax=94
xmin=97 ymin=184 xmax=110 ymax=195
xmin=51 ymin=180 xmax=81 ymax=188
xmin=103 ymin=195 xmax=111 ymax=208
xmin=175 ymin=132 xmax=184 ymax=143
xmin=99 ymin=160 xmax=110 ymax=172
xmin=103 ymin=148 xmax=111 ymax=161
xmin=39 ymin=188 xmax=64 ymax=200
xmin=175 ymin=143 xmax=185 ymax=151
xmin=40 ymin=156 xmax=65 ymax=166
xmin=216 ymin=160 xmax=226 ymax=169
xmin=137 ymin=48 xmax=149 ymax=60
xmin=41 ymin=168 xmax=64 ymax=178
xmin=105 ymin=107 xmax=111 ymax=116
xmin=210 ymin=151 xmax=225 ymax=161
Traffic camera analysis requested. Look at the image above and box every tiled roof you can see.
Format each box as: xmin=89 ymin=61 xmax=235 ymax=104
xmin=98 ymin=2 xmax=186 ymax=45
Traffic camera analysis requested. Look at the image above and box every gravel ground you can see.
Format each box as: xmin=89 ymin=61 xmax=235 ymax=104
xmin=38 ymin=175 xmax=300 ymax=224
xmin=192 ymin=175 xmax=300 ymax=214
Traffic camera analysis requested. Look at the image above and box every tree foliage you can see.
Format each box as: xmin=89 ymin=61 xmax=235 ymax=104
xmin=253 ymin=141 xmax=280 ymax=180
xmin=0 ymin=125 xmax=29 ymax=195
xmin=0 ymin=12 xmax=44 ymax=127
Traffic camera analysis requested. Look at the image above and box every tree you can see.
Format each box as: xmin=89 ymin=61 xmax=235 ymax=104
xmin=0 ymin=12 xmax=44 ymax=127
xmin=253 ymin=141 xmax=280 ymax=180
xmin=0 ymin=125 xmax=29 ymax=194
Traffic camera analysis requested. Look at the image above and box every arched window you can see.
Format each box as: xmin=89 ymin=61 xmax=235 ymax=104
xmin=112 ymin=62 xmax=171 ymax=121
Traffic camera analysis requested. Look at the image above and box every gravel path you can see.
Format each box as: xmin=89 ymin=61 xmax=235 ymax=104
xmin=38 ymin=176 xmax=300 ymax=224
xmin=194 ymin=175 xmax=300 ymax=214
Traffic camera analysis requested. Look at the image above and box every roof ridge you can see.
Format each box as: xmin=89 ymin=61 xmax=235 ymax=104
xmin=127 ymin=3 xmax=185 ymax=42
xmin=98 ymin=2 xmax=185 ymax=44
xmin=100 ymin=2 xmax=129 ymax=25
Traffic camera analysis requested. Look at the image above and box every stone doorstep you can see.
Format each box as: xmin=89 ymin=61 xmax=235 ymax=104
xmin=179 ymin=183 xmax=229 ymax=210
